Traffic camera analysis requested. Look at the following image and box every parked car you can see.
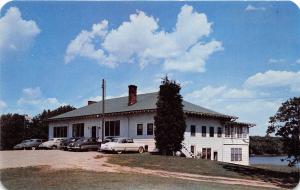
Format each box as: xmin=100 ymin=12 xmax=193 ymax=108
xmin=60 ymin=137 xmax=80 ymax=151
xmin=38 ymin=138 xmax=65 ymax=149
xmin=100 ymin=138 xmax=145 ymax=154
xmin=97 ymin=136 xmax=114 ymax=151
xmin=69 ymin=137 xmax=100 ymax=151
xmin=13 ymin=139 xmax=46 ymax=150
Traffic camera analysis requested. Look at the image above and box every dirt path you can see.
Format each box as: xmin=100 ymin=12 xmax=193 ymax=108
xmin=0 ymin=150 xmax=284 ymax=189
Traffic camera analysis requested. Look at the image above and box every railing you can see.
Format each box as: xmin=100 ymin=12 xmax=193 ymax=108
xmin=181 ymin=143 xmax=195 ymax=158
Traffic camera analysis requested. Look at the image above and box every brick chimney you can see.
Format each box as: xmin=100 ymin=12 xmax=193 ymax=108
xmin=128 ymin=85 xmax=137 ymax=106
xmin=88 ymin=100 xmax=97 ymax=105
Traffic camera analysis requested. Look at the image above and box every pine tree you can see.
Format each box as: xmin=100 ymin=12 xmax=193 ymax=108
xmin=154 ymin=76 xmax=186 ymax=155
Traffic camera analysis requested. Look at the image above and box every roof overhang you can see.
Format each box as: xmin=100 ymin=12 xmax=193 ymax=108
xmin=48 ymin=109 xmax=236 ymax=122
xmin=225 ymin=121 xmax=256 ymax=128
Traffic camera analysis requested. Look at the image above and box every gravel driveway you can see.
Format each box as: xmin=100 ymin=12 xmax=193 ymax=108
xmin=0 ymin=150 xmax=113 ymax=172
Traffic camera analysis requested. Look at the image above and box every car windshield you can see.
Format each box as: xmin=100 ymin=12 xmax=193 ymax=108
xmin=22 ymin=140 xmax=30 ymax=143
xmin=111 ymin=138 xmax=119 ymax=142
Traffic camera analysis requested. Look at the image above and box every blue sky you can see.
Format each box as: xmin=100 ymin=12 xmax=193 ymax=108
xmin=0 ymin=1 xmax=299 ymax=136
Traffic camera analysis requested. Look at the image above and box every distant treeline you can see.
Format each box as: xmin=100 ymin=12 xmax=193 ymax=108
xmin=250 ymin=136 xmax=286 ymax=156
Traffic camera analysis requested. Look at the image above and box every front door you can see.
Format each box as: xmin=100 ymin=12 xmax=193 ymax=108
xmin=91 ymin=126 xmax=96 ymax=138
xmin=213 ymin=151 xmax=218 ymax=161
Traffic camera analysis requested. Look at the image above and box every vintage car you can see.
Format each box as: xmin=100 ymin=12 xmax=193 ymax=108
xmin=60 ymin=137 xmax=81 ymax=151
xmin=13 ymin=139 xmax=46 ymax=150
xmin=38 ymin=138 xmax=65 ymax=149
xmin=69 ymin=137 xmax=100 ymax=151
xmin=100 ymin=138 xmax=145 ymax=154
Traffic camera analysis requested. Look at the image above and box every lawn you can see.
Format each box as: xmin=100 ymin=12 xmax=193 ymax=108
xmin=108 ymin=153 xmax=300 ymax=188
xmin=0 ymin=166 xmax=274 ymax=190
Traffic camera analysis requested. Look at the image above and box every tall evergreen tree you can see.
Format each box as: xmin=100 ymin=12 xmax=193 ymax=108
xmin=154 ymin=76 xmax=186 ymax=155
xmin=267 ymin=97 xmax=300 ymax=166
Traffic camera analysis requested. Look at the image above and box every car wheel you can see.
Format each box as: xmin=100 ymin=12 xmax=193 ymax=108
xmin=31 ymin=147 xmax=36 ymax=150
xmin=51 ymin=145 xmax=57 ymax=150
xmin=117 ymin=150 xmax=122 ymax=154
xmin=138 ymin=147 xmax=144 ymax=154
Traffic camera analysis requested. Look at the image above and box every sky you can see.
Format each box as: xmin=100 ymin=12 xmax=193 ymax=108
xmin=0 ymin=1 xmax=299 ymax=136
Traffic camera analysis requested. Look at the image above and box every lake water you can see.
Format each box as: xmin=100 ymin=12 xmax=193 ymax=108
xmin=250 ymin=156 xmax=300 ymax=168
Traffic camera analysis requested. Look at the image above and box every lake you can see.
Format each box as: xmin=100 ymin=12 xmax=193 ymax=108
xmin=250 ymin=156 xmax=300 ymax=168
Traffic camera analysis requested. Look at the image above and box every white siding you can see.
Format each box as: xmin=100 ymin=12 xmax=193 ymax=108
xmin=49 ymin=113 xmax=250 ymax=165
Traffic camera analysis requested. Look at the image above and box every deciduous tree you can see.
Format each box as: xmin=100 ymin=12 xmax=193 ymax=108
xmin=267 ymin=97 xmax=300 ymax=166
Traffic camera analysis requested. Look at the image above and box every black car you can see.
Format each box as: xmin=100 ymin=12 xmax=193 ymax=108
xmin=69 ymin=137 xmax=100 ymax=151
xmin=60 ymin=137 xmax=81 ymax=151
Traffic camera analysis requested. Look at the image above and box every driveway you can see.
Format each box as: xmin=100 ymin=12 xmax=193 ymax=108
xmin=0 ymin=150 xmax=114 ymax=172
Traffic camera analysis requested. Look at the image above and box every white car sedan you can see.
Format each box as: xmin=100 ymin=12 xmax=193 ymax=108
xmin=100 ymin=138 xmax=145 ymax=154
xmin=38 ymin=138 xmax=65 ymax=149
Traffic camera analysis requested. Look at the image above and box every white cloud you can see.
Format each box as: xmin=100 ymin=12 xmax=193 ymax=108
xmin=65 ymin=5 xmax=222 ymax=72
xmin=268 ymin=58 xmax=285 ymax=64
xmin=0 ymin=7 xmax=40 ymax=58
xmin=0 ymin=100 xmax=7 ymax=113
xmin=245 ymin=5 xmax=266 ymax=12
xmin=244 ymin=70 xmax=300 ymax=92
xmin=17 ymin=87 xmax=65 ymax=110
xmin=184 ymin=85 xmax=281 ymax=135
xmin=296 ymin=58 xmax=300 ymax=64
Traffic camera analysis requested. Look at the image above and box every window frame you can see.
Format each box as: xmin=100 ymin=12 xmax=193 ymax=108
xmin=202 ymin=126 xmax=206 ymax=137
xmin=217 ymin=127 xmax=222 ymax=137
xmin=137 ymin=123 xmax=143 ymax=136
xmin=147 ymin=123 xmax=154 ymax=136
xmin=53 ymin=126 xmax=68 ymax=138
xmin=209 ymin=127 xmax=214 ymax=137
xmin=191 ymin=125 xmax=196 ymax=137
xmin=104 ymin=120 xmax=120 ymax=137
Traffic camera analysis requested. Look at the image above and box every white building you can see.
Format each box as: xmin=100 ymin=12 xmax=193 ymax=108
xmin=48 ymin=85 xmax=254 ymax=165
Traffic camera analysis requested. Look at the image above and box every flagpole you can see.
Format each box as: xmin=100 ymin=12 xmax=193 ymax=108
xmin=101 ymin=79 xmax=105 ymax=142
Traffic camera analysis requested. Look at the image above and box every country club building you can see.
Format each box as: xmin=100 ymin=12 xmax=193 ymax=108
xmin=48 ymin=85 xmax=254 ymax=165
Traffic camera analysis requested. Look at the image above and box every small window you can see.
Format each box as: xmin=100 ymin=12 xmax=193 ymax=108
xmin=209 ymin=127 xmax=214 ymax=137
xmin=137 ymin=124 xmax=143 ymax=135
xmin=217 ymin=127 xmax=222 ymax=137
xmin=190 ymin=145 xmax=195 ymax=154
xmin=231 ymin=148 xmax=242 ymax=161
xmin=225 ymin=126 xmax=230 ymax=137
xmin=237 ymin=127 xmax=242 ymax=138
xmin=191 ymin=125 xmax=196 ymax=137
xmin=202 ymin=126 xmax=206 ymax=137
xmin=147 ymin=123 xmax=154 ymax=135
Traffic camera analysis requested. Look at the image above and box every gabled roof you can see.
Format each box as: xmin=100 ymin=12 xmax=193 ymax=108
xmin=49 ymin=92 xmax=236 ymax=121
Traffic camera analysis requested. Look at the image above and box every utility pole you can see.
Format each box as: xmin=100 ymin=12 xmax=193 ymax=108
xmin=101 ymin=79 xmax=105 ymax=142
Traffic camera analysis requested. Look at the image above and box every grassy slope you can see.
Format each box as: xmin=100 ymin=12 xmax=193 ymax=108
xmin=108 ymin=153 xmax=300 ymax=188
xmin=0 ymin=167 xmax=273 ymax=190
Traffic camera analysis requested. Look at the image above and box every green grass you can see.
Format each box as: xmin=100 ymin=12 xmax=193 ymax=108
xmin=108 ymin=153 xmax=300 ymax=188
xmin=0 ymin=166 xmax=274 ymax=190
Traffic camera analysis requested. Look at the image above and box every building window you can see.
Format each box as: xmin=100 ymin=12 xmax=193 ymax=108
xmin=217 ymin=127 xmax=222 ymax=137
xmin=209 ymin=127 xmax=214 ymax=137
xmin=231 ymin=148 xmax=242 ymax=161
xmin=202 ymin=148 xmax=211 ymax=160
xmin=191 ymin=125 xmax=196 ymax=137
xmin=190 ymin=145 xmax=195 ymax=154
xmin=230 ymin=126 xmax=235 ymax=138
xmin=53 ymin=126 xmax=67 ymax=138
xmin=72 ymin=123 xmax=84 ymax=137
xmin=202 ymin=126 xmax=206 ymax=137
xmin=225 ymin=126 xmax=230 ymax=137
xmin=137 ymin=124 xmax=143 ymax=135
xmin=237 ymin=127 xmax=242 ymax=138
xmin=147 ymin=123 xmax=153 ymax=136
xmin=243 ymin=127 xmax=248 ymax=138
xmin=105 ymin=120 xmax=120 ymax=136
